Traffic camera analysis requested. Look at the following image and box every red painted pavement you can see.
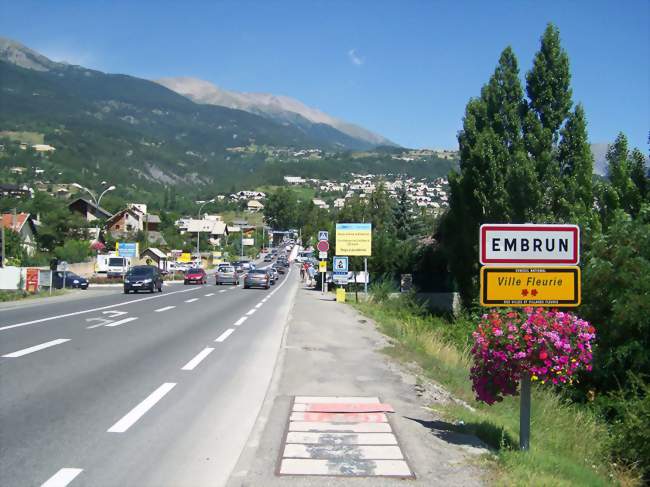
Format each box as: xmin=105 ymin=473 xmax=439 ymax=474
xmin=299 ymin=412 xmax=388 ymax=423
xmin=305 ymin=403 xmax=395 ymax=413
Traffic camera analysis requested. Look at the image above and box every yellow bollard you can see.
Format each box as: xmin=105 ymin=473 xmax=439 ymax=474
xmin=336 ymin=287 xmax=346 ymax=303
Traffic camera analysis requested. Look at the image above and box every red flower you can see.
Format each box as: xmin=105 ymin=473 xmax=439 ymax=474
xmin=531 ymin=289 xmax=538 ymax=296
xmin=521 ymin=289 xmax=529 ymax=296
xmin=539 ymin=351 xmax=548 ymax=360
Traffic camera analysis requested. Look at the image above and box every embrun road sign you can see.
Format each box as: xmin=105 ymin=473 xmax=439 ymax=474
xmin=317 ymin=240 xmax=330 ymax=252
xmin=480 ymin=266 xmax=581 ymax=307
xmin=480 ymin=224 xmax=580 ymax=265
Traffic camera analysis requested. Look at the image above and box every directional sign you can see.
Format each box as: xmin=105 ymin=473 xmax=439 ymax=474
xmin=318 ymin=230 xmax=329 ymax=241
xmin=317 ymin=240 xmax=330 ymax=252
xmin=480 ymin=266 xmax=581 ymax=307
xmin=480 ymin=224 xmax=579 ymax=265
xmin=333 ymin=256 xmax=349 ymax=274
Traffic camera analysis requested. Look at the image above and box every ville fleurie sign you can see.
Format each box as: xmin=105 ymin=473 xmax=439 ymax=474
xmin=480 ymin=266 xmax=581 ymax=307
xmin=480 ymin=224 xmax=580 ymax=265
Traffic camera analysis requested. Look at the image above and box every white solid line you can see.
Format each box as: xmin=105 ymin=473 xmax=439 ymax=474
xmin=246 ymin=308 xmax=257 ymax=316
xmin=215 ymin=328 xmax=235 ymax=342
xmin=3 ymin=338 xmax=70 ymax=358
xmin=255 ymin=302 xmax=263 ymax=309
xmin=155 ymin=306 xmax=176 ymax=313
xmin=0 ymin=287 xmax=200 ymax=332
xmin=107 ymin=382 xmax=176 ymax=433
xmin=181 ymin=347 xmax=215 ymax=371
xmin=234 ymin=317 xmax=247 ymax=327
xmin=41 ymin=467 xmax=83 ymax=487
xmin=105 ymin=317 xmax=138 ymax=327
xmin=204 ymin=293 xmax=215 ymax=297
xmin=184 ymin=298 xmax=199 ymax=303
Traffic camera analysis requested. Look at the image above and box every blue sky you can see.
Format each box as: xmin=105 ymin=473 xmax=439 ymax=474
xmin=1 ymin=0 xmax=648 ymax=150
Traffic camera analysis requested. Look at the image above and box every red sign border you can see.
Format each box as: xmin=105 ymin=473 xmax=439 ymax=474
xmin=480 ymin=224 xmax=579 ymax=265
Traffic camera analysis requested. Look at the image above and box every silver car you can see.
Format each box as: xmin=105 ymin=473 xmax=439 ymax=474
xmin=244 ymin=269 xmax=270 ymax=289
xmin=215 ymin=266 xmax=239 ymax=285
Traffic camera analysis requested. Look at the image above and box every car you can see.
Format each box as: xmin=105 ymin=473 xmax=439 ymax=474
xmin=53 ymin=271 xmax=89 ymax=289
xmin=184 ymin=267 xmax=207 ymax=285
xmin=268 ymin=266 xmax=280 ymax=282
xmin=263 ymin=254 xmax=273 ymax=262
xmin=124 ymin=265 xmax=163 ymax=294
xmin=244 ymin=269 xmax=270 ymax=289
xmin=215 ymin=266 xmax=239 ymax=285
xmin=265 ymin=268 xmax=276 ymax=285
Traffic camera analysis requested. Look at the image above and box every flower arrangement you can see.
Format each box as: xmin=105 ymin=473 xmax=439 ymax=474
xmin=470 ymin=307 xmax=595 ymax=405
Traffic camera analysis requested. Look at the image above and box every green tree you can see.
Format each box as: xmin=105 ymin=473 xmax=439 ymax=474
xmin=263 ymin=187 xmax=299 ymax=230
xmin=630 ymin=147 xmax=649 ymax=204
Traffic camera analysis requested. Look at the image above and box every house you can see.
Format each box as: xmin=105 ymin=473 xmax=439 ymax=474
xmin=1 ymin=212 xmax=37 ymax=256
xmin=247 ymin=200 xmax=264 ymax=212
xmin=333 ymin=198 xmax=346 ymax=209
xmin=140 ymin=247 xmax=168 ymax=272
xmin=0 ymin=184 xmax=31 ymax=199
xmin=9 ymin=166 xmax=26 ymax=175
xmin=184 ymin=219 xmax=229 ymax=246
xmin=68 ymin=198 xmax=113 ymax=222
xmin=106 ymin=208 xmax=146 ymax=236
xmin=312 ymin=199 xmax=329 ymax=210
xmin=284 ymin=176 xmax=306 ymax=185
xmin=32 ymin=144 xmax=56 ymax=153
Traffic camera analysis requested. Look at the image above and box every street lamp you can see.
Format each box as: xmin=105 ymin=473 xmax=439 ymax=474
xmin=72 ymin=182 xmax=116 ymax=215
xmin=196 ymin=198 xmax=215 ymax=262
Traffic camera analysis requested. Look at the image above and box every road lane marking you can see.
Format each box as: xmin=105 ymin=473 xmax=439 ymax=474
xmin=234 ymin=317 xmax=247 ymax=327
xmin=215 ymin=328 xmax=235 ymax=342
xmin=184 ymin=298 xmax=199 ymax=303
xmin=204 ymin=293 xmax=215 ymax=297
xmin=0 ymin=288 xmax=200 ymax=332
xmin=181 ymin=347 xmax=215 ymax=371
xmin=107 ymin=382 xmax=176 ymax=433
xmin=255 ymin=302 xmax=263 ymax=309
xmin=219 ymin=290 xmax=227 ymax=293
xmin=41 ymin=467 xmax=83 ymax=487
xmin=3 ymin=338 xmax=70 ymax=358
xmin=155 ymin=306 xmax=175 ymax=313
xmin=246 ymin=309 xmax=257 ymax=316
xmin=105 ymin=317 xmax=138 ymax=327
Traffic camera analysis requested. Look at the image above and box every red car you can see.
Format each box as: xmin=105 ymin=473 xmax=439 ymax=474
xmin=184 ymin=267 xmax=207 ymax=285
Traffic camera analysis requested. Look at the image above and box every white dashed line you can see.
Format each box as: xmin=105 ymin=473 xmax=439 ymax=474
xmin=215 ymin=328 xmax=235 ymax=342
xmin=0 ymin=287 xmax=199 ymax=332
xmin=246 ymin=309 xmax=257 ymax=316
xmin=219 ymin=290 xmax=227 ymax=293
xmin=234 ymin=317 xmax=247 ymax=327
xmin=204 ymin=293 xmax=215 ymax=297
xmin=255 ymin=302 xmax=263 ymax=309
xmin=107 ymin=382 xmax=176 ymax=433
xmin=181 ymin=347 xmax=215 ymax=371
xmin=105 ymin=317 xmax=138 ymax=327
xmin=2 ymin=338 xmax=70 ymax=358
xmin=184 ymin=298 xmax=199 ymax=303
xmin=155 ymin=306 xmax=175 ymax=313
xmin=41 ymin=467 xmax=83 ymax=487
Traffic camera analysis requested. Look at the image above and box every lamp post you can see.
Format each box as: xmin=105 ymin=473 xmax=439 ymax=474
xmin=196 ymin=199 xmax=215 ymax=264
xmin=72 ymin=183 xmax=116 ymax=217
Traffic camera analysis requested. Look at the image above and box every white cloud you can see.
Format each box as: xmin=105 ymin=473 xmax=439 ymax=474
xmin=347 ymin=48 xmax=364 ymax=66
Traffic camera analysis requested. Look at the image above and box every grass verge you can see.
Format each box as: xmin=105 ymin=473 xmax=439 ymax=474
xmin=352 ymin=294 xmax=637 ymax=486
xmin=0 ymin=289 xmax=66 ymax=302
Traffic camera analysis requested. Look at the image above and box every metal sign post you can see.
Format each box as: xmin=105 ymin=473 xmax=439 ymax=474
xmin=364 ymin=258 xmax=368 ymax=296
xmin=520 ymin=372 xmax=531 ymax=450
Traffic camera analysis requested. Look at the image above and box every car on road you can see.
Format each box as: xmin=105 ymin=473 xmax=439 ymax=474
xmin=215 ymin=266 xmax=240 ymax=285
xmin=184 ymin=267 xmax=207 ymax=285
xmin=263 ymin=254 xmax=273 ymax=262
xmin=53 ymin=271 xmax=89 ymax=289
xmin=265 ymin=268 xmax=277 ymax=285
xmin=244 ymin=269 xmax=271 ymax=289
xmin=124 ymin=265 xmax=163 ymax=294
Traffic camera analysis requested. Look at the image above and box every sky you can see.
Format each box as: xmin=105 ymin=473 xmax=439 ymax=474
xmin=1 ymin=0 xmax=648 ymax=150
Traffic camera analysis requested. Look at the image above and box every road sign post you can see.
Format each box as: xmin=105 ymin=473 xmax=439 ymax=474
xmin=478 ymin=223 xmax=581 ymax=452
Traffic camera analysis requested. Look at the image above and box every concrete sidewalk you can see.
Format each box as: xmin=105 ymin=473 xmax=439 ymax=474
xmin=229 ymin=284 xmax=487 ymax=486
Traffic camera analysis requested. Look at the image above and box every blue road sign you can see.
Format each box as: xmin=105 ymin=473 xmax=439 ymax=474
xmin=333 ymin=256 xmax=349 ymax=275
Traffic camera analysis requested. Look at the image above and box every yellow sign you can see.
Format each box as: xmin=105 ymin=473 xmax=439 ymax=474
xmin=336 ymin=287 xmax=346 ymax=303
xmin=178 ymin=252 xmax=192 ymax=263
xmin=480 ymin=266 xmax=580 ymax=307
xmin=319 ymin=261 xmax=327 ymax=273
xmin=335 ymin=223 xmax=372 ymax=256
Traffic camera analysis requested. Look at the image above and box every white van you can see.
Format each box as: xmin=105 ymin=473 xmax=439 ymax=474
xmin=107 ymin=256 xmax=131 ymax=278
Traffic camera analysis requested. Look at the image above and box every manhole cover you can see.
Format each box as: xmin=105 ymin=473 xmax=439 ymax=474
xmin=278 ymin=396 xmax=414 ymax=478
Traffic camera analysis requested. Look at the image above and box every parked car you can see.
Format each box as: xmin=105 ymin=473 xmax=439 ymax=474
xmin=244 ymin=269 xmax=271 ymax=289
xmin=124 ymin=265 xmax=163 ymax=294
xmin=52 ymin=271 xmax=89 ymax=289
xmin=215 ymin=266 xmax=239 ymax=285
xmin=184 ymin=268 xmax=207 ymax=285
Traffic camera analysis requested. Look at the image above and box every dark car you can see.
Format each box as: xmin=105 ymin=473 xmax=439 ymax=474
xmin=215 ymin=266 xmax=239 ymax=285
xmin=184 ymin=267 xmax=207 ymax=285
xmin=53 ymin=271 xmax=89 ymax=289
xmin=124 ymin=265 xmax=163 ymax=294
xmin=244 ymin=269 xmax=270 ymax=289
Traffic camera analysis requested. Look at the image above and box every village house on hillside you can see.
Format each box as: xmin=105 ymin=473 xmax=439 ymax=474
xmin=105 ymin=204 xmax=166 ymax=245
xmin=68 ymin=198 xmax=113 ymax=222
xmin=1 ymin=212 xmax=37 ymax=256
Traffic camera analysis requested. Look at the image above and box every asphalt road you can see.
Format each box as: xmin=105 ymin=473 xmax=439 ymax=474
xmin=0 ymin=263 xmax=298 ymax=487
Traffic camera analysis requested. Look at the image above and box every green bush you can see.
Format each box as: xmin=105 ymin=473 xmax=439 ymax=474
xmin=53 ymin=239 xmax=92 ymax=263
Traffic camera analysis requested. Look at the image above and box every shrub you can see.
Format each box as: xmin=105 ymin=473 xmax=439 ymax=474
xmin=53 ymin=239 xmax=92 ymax=263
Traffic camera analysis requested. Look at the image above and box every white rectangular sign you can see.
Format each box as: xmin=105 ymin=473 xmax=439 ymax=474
xmin=319 ymin=251 xmax=328 ymax=259
xmin=480 ymin=224 xmax=580 ymax=265
xmin=318 ymin=230 xmax=329 ymax=241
